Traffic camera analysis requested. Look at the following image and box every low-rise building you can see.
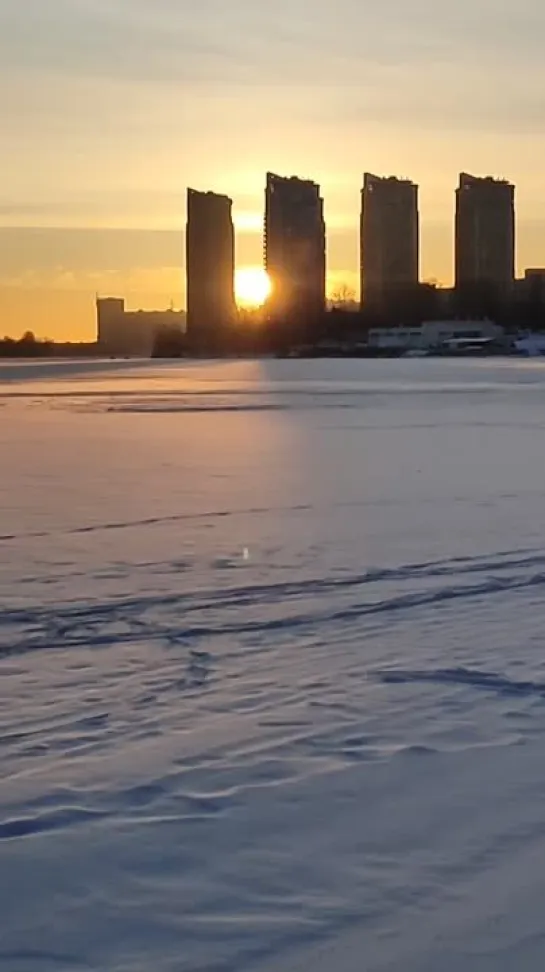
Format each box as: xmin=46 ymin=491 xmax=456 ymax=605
xmin=515 ymin=270 xmax=545 ymax=304
xmin=367 ymin=319 xmax=503 ymax=351
xmin=96 ymin=299 xmax=186 ymax=356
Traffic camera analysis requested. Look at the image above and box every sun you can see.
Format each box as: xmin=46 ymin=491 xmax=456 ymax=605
xmin=235 ymin=267 xmax=271 ymax=308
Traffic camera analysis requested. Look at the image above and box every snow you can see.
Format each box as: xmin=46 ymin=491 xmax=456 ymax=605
xmin=2 ymin=357 xmax=545 ymax=971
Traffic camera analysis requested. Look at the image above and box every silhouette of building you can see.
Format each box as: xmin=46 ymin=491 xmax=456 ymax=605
xmin=513 ymin=269 xmax=545 ymax=330
xmin=96 ymin=298 xmax=125 ymax=348
xmin=264 ymin=172 xmax=326 ymax=339
xmin=455 ymin=173 xmax=515 ymax=296
xmin=96 ymin=298 xmax=185 ymax=356
xmin=521 ymin=269 xmax=545 ymax=304
xmin=360 ymin=174 xmax=419 ymax=310
xmin=185 ymin=189 xmax=235 ymax=349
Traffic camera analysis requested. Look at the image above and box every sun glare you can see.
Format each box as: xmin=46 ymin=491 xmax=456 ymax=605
xmin=235 ymin=267 xmax=271 ymax=308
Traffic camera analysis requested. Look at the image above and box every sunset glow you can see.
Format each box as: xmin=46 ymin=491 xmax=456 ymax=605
xmin=235 ymin=267 xmax=271 ymax=308
xmin=5 ymin=2 xmax=545 ymax=338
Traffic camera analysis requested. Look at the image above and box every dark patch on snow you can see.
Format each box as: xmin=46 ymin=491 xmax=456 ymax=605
xmin=377 ymin=666 xmax=545 ymax=698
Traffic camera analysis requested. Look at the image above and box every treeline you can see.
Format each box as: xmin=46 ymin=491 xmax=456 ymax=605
xmin=0 ymin=332 xmax=100 ymax=358
xmin=0 ymin=332 xmax=53 ymax=357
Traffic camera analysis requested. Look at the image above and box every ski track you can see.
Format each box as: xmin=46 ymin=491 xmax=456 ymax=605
xmin=4 ymin=358 xmax=545 ymax=971
xmin=2 ymin=548 xmax=545 ymax=657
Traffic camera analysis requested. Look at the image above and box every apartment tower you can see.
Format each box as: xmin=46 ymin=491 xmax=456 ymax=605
xmin=455 ymin=173 xmax=515 ymax=294
xmin=264 ymin=172 xmax=326 ymax=336
xmin=185 ymin=189 xmax=235 ymax=348
xmin=360 ymin=173 xmax=419 ymax=309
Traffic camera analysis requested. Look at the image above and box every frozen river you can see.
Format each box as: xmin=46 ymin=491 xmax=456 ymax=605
xmin=3 ymin=357 xmax=545 ymax=971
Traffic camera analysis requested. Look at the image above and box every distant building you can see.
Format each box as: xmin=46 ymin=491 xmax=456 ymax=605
xmin=455 ymin=173 xmax=515 ymax=295
xmin=521 ymin=269 xmax=545 ymax=304
xmin=512 ymin=270 xmax=545 ymax=330
xmin=264 ymin=172 xmax=326 ymax=337
xmin=96 ymin=298 xmax=126 ymax=349
xmin=360 ymin=173 xmax=419 ymax=309
xmin=368 ymin=319 xmax=503 ymax=351
xmin=96 ymin=299 xmax=185 ymax=356
xmin=434 ymin=287 xmax=457 ymax=317
xmin=185 ymin=188 xmax=235 ymax=350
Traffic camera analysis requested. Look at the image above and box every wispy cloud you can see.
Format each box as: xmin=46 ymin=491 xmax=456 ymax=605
xmin=3 ymin=0 xmax=545 ymax=87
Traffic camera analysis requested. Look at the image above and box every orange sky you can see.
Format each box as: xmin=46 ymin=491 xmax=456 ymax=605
xmin=3 ymin=0 xmax=545 ymax=339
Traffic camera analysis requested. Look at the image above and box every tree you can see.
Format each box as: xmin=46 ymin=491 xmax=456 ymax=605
xmin=329 ymin=283 xmax=357 ymax=309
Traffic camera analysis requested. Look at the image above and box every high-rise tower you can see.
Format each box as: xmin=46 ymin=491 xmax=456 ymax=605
xmin=185 ymin=189 xmax=235 ymax=348
xmin=455 ymin=173 xmax=515 ymax=294
xmin=360 ymin=173 xmax=419 ymax=308
xmin=264 ymin=172 xmax=326 ymax=338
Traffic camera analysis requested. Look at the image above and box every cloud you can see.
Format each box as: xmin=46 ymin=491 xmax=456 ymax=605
xmin=2 ymin=0 xmax=545 ymax=280
xmin=2 ymin=0 xmax=545 ymax=91
xmin=0 ymin=264 xmax=181 ymax=297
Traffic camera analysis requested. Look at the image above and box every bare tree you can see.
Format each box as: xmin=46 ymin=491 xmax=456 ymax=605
xmin=329 ymin=283 xmax=357 ymax=308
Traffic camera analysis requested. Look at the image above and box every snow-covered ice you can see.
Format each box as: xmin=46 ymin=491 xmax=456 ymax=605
xmin=3 ymin=357 xmax=545 ymax=970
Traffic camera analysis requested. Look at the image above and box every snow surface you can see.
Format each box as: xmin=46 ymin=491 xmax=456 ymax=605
xmin=3 ymin=357 xmax=545 ymax=971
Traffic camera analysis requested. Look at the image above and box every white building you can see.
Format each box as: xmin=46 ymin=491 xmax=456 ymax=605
xmin=367 ymin=319 xmax=503 ymax=351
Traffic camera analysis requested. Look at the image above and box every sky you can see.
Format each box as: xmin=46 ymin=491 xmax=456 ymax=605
xmin=3 ymin=0 xmax=545 ymax=339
